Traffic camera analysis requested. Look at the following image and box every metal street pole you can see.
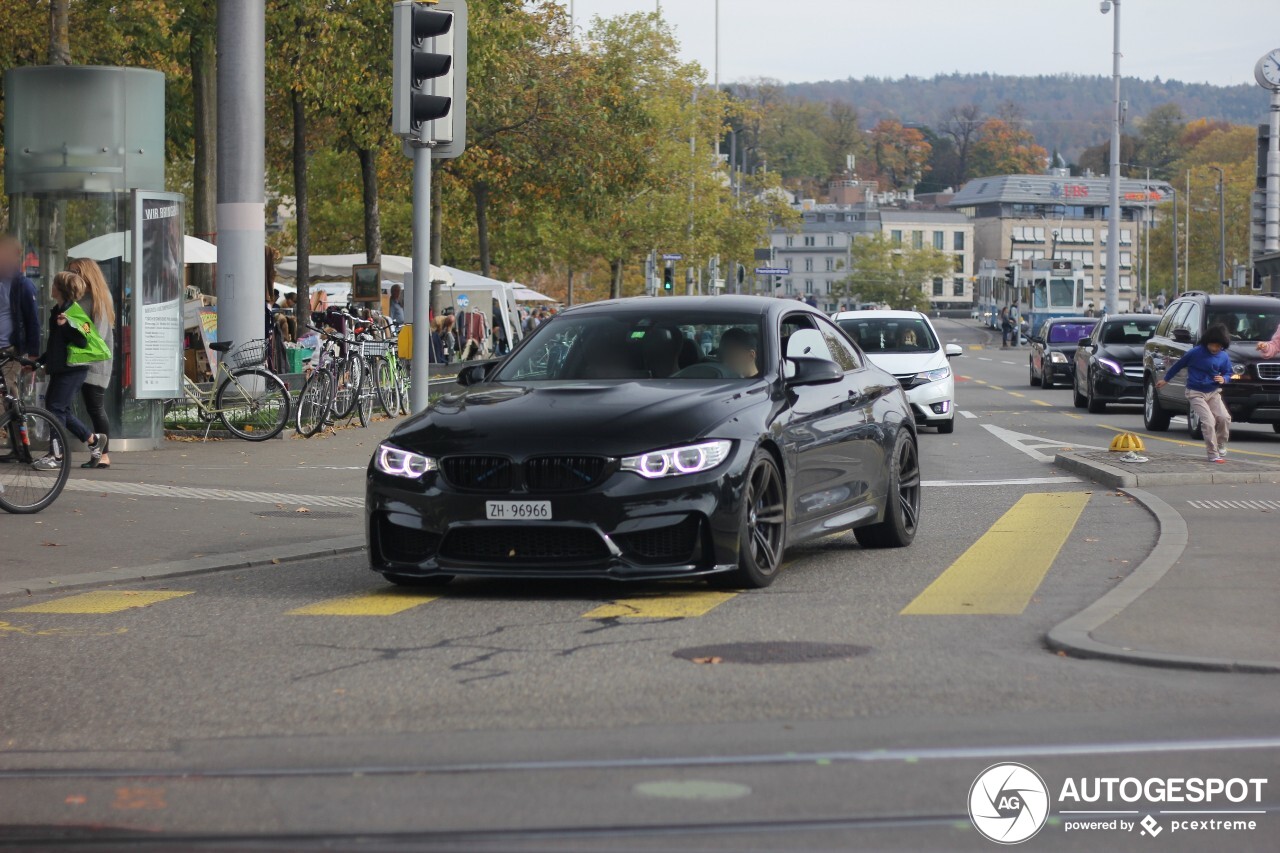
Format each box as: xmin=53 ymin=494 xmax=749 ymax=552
xmin=1171 ymin=185 xmax=1178 ymax=296
xmin=1102 ymin=0 xmax=1121 ymax=315
xmin=1210 ymin=165 xmax=1226 ymax=291
xmin=1145 ymin=168 xmax=1151 ymax=307
xmin=216 ymin=0 xmax=266 ymax=357
xmin=1184 ymin=170 xmax=1190 ymax=288
xmin=1268 ymin=87 xmax=1280 ymax=253
xmin=409 ymin=143 xmax=433 ymax=414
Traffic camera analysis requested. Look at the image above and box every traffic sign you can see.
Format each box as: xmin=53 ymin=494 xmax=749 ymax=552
xmin=755 ymin=267 xmax=789 ymax=276
xmin=662 ymin=253 xmax=683 ymax=261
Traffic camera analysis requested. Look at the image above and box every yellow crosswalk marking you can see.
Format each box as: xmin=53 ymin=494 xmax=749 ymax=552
xmin=288 ymin=589 xmax=440 ymax=616
xmin=9 ymin=591 xmax=193 ymax=614
xmin=901 ymin=492 xmax=1090 ymax=615
xmin=583 ymin=591 xmax=737 ymax=619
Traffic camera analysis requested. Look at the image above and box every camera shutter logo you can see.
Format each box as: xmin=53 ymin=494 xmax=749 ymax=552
xmin=968 ymin=762 xmax=1051 ymax=844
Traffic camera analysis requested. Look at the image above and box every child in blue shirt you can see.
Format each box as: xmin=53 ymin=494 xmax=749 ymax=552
xmin=1155 ymin=324 xmax=1233 ymax=462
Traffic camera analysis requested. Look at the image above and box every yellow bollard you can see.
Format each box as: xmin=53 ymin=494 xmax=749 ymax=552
xmin=1108 ymin=432 xmax=1146 ymax=452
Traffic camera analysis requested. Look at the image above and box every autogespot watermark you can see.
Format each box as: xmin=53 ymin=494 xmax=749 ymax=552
xmin=967 ymin=764 xmax=1268 ymax=844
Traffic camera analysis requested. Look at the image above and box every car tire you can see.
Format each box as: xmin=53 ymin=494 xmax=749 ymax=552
xmin=1030 ymin=364 xmax=1041 ymax=387
xmin=382 ymin=573 xmax=454 ymax=587
xmin=1144 ymin=379 xmax=1172 ymax=432
xmin=1086 ymin=373 xmax=1107 ymax=414
xmin=936 ymin=417 xmax=955 ymax=434
xmin=1073 ymin=375 xmax=1087 ymax=408
xmin=1273 ymin=423 xmax=1280 ymax=434
xmin=854 ymin=429 xmax=921 ymax=549
xmin=712 ymin=449 xmax=786 ymax=589
xmin=1187 ymin=407 xmax=1204 ymax=441
xmin=1042 ymin=369 xmax=1054 ymax=389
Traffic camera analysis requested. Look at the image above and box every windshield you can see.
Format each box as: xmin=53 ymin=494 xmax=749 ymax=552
xmin=1204 ymin=308 xmax=1280 ymax=343
xmin=494 ymin=311 xmax=767 ymax=381
xmin=836 ymin=317 xmax=939 ymax=354
xmin=1048 ymin=322 xmax=1095 ymax=345
xmin=1098 ymin=319 xmax=1157 ymax=345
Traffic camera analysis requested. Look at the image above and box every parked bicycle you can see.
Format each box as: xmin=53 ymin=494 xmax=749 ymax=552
xmin=294 ymin=326 xmax=367 ymax=437
xmin=164 ymin=338 xmax=291 ymax=441
xmin=0 ymin=353 xmax=72 ymax=513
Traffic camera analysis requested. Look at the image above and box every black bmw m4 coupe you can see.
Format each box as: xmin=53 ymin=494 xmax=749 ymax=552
xmin=367 ymin=296 xmax=922 ymax=588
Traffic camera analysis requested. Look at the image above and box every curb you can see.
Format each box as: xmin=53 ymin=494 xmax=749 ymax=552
xmin=1054 ymin=452 xmax=1280 ymax=488
xmin=0 ymin=535 xmax=366 ymax=600
xmin=1045 ymin=488 xmax=1280 ymax=674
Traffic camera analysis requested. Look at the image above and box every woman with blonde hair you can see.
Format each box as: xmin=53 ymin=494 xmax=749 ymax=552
xmin=34 ymin=271 xmax=106 ymax=470
xmin=68 ymin=258 xmax=114 ymax=468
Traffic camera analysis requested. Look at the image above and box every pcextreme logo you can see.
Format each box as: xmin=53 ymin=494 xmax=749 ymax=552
xmin=968 ymin=762 xmax=1051 ymax=844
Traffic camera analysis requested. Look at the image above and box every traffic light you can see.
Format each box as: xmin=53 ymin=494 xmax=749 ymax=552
xmin=663 ymin=263 xmax=674 ymax=292
xmin=393 ymin=1 xmax=467 ymax=148
xmin=1004 ymin=264 xmax=1018 ymax=291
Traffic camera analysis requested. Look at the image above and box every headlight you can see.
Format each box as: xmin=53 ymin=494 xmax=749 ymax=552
xmin=621 ymin=440 xmax=732 ymax=479
xmin=1050 ymin=351 xmax=1068 ymax=364
xmin=1231 ymin=363 xmax=1246 ymax=380
xmin=1096 ymin=357 xmax=1123 ymax=375
xmin=375 ymin=443 xmax=437 ymax=479
xmin=916 ymin=366 xmax=951 ymax=383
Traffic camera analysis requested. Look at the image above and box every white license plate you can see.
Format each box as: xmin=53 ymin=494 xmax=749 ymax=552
xmin=485 ymin=501 xmax=552 ymax=521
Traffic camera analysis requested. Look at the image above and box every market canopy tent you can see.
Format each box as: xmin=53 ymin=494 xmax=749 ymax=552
xmin=277 ymin=253 xmax=453 ymax=286
xmin=513 ymin=284 xmax=556 ymax=302
xmin=67 ymin=232 xmax=218 ymax=264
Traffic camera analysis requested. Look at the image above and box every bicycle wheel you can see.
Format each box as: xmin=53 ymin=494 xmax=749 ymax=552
xmin=332 ymin=354 xmax=364 ymax=420
xmin=295 ymin=368 xmax=333 ymax=437
xmin=216 ymin=368 xmax=290 ymax=441
xmin=373 ymin=357 xmax=399 ymax=417
xmin=356 ymin=362 xmax=377 ymax=428
xmin=0 ymin=406 xmax=72 ymax=514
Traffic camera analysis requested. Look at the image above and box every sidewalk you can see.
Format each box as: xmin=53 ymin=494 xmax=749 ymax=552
xmin=1048 ymin=483 xmax=1280 ymax=673
xmin=1 ymin=418 xmax=394 ymax=594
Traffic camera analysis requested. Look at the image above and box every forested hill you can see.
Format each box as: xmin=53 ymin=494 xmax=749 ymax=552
xmin=783 ymin=73 xmax=1261 ymax=160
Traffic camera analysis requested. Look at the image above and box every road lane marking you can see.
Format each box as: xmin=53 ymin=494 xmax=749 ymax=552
xmin=923 ymin=477 xmax=1078 ymax=487
xmin=1188 ymin=499 xmax=1280 ymax=510
xmin=9 ymin=591 xmax=193 ymax=614
xmin=982 ymin=424 xmax=1105 ymax=462
xmin=1007 ymin=391 xmax=1026 ymax=398
xmin=288 ymin=589 xmax=440 ymax=616
xmin=1063 ymin=412 xmax=1083 ymax=419
xmin=583 ymin=591 xmax=737 ymax=619
xmin=958 ymin=410 xmax=977 ymax=419
xmin=1032 ymin=399 xmax=1052 ymax=407
xmin=1094 ymin=425 xmax=1280 ymax=460
xmin=968 ymin=345 xmax=984 ymax=351
xmin=59 ymin=479 xmax=363 ymax=508
xmin=977 ymin=357 xmax=992 ymax=362
xmin=901 ymin=492 xmax=1091 ymax=615
xmin=1001 ymin=361 xmax=1016 ymax=365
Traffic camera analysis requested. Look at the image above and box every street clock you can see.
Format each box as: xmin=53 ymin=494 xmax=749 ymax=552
xmin=1256 ymin=49 xmax=1280 ymax=91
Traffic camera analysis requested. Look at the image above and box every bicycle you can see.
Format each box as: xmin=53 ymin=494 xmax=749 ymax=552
xmin=165 ymin=338 xmax=291 ymax=441
xmin=0 ymin=353 xmax=72 ymax=513
xmin=369 ymin=318 xmax=408 ymax=417
xmin=294 ymin=326 xmax=366 ymax=436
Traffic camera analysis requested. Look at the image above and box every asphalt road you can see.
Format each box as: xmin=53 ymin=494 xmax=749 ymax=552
xmin=1 ymin=318 xmax=1277 ymax=851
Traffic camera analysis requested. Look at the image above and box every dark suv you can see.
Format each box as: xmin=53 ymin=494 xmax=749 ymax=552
xmin=1144 ymin=292 xmax=1280 ymax=437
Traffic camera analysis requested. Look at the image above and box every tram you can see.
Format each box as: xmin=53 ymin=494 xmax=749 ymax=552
xmin=976 ymin=259 xmax=1087 ymax=334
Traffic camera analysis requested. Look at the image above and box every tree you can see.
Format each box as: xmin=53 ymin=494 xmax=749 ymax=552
xmin=940 ymin=103 xmax=983 ymax=182
xmin=837 ymin=233 xmax=956 ymax=311
xmin=870 ymin=119 xmax=931 ymax=189
xmin=969 ymin=118 xmax=1048 ymax=177
xmin=1136 ymin=103 xmax=1186 ymax=174
xmin=1076 ymin=133 xmax=1138 ymax=177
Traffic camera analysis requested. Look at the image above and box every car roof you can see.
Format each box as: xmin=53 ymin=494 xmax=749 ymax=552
xmin=832 ymin=310 xmax=926 ymax=320
xmin=1046 ymin=316 xmax=1092 ymax=324
xmin=559 ymin=295 xmax=823 ymax=320
xmin=1100 ymin=313 xmax=1157 ymax=322
xmin=1173 ymin=293 xmax=1280 ymax=307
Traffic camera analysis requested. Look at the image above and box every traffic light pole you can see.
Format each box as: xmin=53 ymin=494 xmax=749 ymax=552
xmin=409 ymin=142 xmax=433 ymax=415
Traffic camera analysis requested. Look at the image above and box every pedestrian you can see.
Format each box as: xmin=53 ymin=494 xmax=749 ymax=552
xmin=310 ymin=289 xmax=329 ymax=327
xmin=0 ymin=234 xmax=40 ymax=402
xmin=1084 ymin=303 xmax=1095 ymax=318
xmin=1256 ymin=321 xmax=1280 ymax=359
xmin=68 ymin=258 xmax=114 ymax=469
xmin=388 ymin=284 xmax=405 ymax=324
xmin=429 ymin=316 xmax=447 ymax=363
xmin=1155 ymin=292 xmax=1166 ymax=312
xmin=34 ymin=271 xmax=108 ymax=470
xmin=1155 ymin=323 xmax=1233 ymax=463
xmin=1008 ymin=302 xmax=1021 ymax=347
xmin=999 ymin=306 xmax=1010 ymax=348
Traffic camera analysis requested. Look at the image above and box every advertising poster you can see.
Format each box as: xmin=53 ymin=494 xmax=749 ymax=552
xmin=132 ymin=191 xmax=185 ymax=398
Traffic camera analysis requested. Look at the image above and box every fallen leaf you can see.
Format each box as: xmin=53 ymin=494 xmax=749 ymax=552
xmin=294 ymin=507 xmax=311 ymax=513
xmin=40 ymin=541 xmax=60 ymax=547
xmin=270 ymin=558 xmax=281 ymax=565
xmin=691 ymin=656 xmax=723 ymax=665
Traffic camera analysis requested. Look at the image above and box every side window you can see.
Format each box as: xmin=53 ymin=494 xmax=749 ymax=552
xmin=815 ymin=316 xmax=862 ymax=371
xmin=1155 ymin=302 xmax=1181 ymax=337
xmin=781 ymin=314 xmax=819 ymax=364
xmin=1164 ymin=302 xmax=1190 ymax=337
xmin=1182 ymin=303 xmax=1203 ymax=335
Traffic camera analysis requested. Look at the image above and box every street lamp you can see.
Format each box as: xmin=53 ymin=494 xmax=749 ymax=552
xmin=1100 ymin=0 xmax=1121 ymax=314
xmin=1209 ymin=165 xmax=1226 ymax=291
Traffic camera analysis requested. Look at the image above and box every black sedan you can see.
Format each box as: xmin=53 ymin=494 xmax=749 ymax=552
xmin=1072 ymin=314 xmax=1158 ymax=413
xmin=1028 ymin=317 xmax=1095 ymax=389
xmin=366 ymin=296 xmax=921 ymax=589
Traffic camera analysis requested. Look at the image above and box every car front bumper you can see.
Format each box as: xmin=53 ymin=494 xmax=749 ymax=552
xmin=365 ymin=450 xmax=751 ymax=581
xmin=1090 ymin=370 xmax=1144 ymax=403
xmin=1222 ymin=384 xmax=1280 ymax=424
xmin=904 ymin=377 xmax=954 ymax=423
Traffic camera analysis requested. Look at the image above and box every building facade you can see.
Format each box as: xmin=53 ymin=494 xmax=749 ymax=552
xmin=948 ymin=173 xmax=1173 ymax=312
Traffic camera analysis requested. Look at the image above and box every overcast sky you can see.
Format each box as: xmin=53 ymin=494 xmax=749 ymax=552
xmin=563 ymin=0 xmax=1275 ymax=88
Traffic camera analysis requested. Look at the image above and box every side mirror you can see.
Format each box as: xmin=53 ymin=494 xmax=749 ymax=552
xmin=457 ymin=362 xmax=495 ymax=387
xmin=786 ymin=356 xmax=843 ymax=387
xmin=1171 ymin=328 xmax=1194 ymax=345
xmin=1078 ymin=337 xmax=1094 ymax=348
xmin=944 ymin=344 xmax=963 ymax=358
xmin=1028 ymin=336 xmax=1043 ymax=345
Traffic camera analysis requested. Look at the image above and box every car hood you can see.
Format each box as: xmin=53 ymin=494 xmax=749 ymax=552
xmin=863 ymin=351 xmax=947 ymax=376
xmin=388 ymin=380 xmax=771 ymax=457
xmin=1094 ymin=344 xmax=1145 ymax=363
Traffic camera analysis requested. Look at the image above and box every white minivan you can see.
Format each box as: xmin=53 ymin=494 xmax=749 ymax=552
xmin=833 ymin=310 xmax=962 ymax=433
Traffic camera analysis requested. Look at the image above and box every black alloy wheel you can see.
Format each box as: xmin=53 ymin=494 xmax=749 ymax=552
xmin=1144 ymin=379 xmax=1171 ymax=431
xmin=1086 ymin=370 xmax=1107 ymax=414
xmin=713 ymin=449 xmax=786 ymax=589
xmin=855 ymin=430 xmax=921 ymax=549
